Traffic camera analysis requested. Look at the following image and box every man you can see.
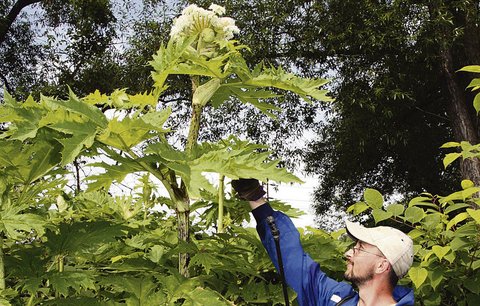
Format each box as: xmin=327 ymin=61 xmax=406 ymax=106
xmin=232 ymin=179 xmax=414 ymax=306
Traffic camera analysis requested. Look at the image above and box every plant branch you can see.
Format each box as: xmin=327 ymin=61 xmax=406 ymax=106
xmin=0 ymin=0 xmax=43 ymax=45
xmin=217 ymin=174 xmax=225 ymax=233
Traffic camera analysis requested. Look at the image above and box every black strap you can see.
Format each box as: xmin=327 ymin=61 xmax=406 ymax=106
xmin=335 ymin=293 xmax=355 ymax=306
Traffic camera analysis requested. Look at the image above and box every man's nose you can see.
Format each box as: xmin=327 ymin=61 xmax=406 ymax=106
xmin=344 ymin=248 xmax=353 ymax=259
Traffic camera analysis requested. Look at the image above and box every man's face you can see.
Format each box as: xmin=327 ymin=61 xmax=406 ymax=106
xmin=344 ymin=241 xmax=385 ymax=287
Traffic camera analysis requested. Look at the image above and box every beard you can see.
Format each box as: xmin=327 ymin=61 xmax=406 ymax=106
xmin=344 ymin=264 xmax=375 ymax=287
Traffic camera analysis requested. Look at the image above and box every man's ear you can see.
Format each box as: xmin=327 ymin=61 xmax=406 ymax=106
xmin=375 ymin=258 xmax=391 ymax=275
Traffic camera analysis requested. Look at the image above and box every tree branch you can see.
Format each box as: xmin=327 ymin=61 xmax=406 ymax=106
xmin=0 ymin=0 xmax=43 ymax=44
xmin=0 ymin=72 xmax=12 ymax=93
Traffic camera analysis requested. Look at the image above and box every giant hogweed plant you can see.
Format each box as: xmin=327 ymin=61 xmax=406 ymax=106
xmin=0 ymin=3 xmax=333 ymax=304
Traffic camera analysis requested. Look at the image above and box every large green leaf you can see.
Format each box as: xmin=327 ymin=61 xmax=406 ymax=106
xmin=46 ymin=90 xmax=108 ymax=128
xmin=47 ymin=271 xmax=96 ymax=297
xmin=408 ymin=266 xmax=428 ymax=288
xmin=245 ymin=64 xmax=333 ymax=102
xmin=0 ymin=95 xmax=45 ymax=141
xmin=150 ymin=36 xmax=197 ymax=90
xmin=107 ymin=276 xmax=163 ymax=305
xmin=97 ymin=109 xmax=170 ymax=150
xmin=85 ymin=157 xmax=146 ymax=192
xmin=45 ymin=221 xmax=125 ymax=256
xmin=0 ymin=201 xmax=46 ymax=240
xmin=363 ymin=188 xmax=384 ymax=209
xmin=181 ymin=287 xmax=234 ymax=306
xmin=148 ymin=136 xmax=302 ymax=198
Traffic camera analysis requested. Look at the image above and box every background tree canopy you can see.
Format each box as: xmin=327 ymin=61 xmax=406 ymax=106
xmin=1 ymin=0 xmax=479 ymax=225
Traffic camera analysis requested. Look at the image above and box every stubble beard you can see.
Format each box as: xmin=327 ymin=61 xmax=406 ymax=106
xmin=344 ymin=264 xmax=375 ymax=287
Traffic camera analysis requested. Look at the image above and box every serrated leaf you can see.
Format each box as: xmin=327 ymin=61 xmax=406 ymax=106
xmin=190 ymin=252 xmax=217 ymax=274
xmin=45 ymin=221 xmax=125 ymax=256
xmin=47 ymin=271 xmax=96 ymax=297
xmin=245 ymin=65 xmax=332 ymax=102
xmin=25 ymin=141 xmax=61 ymax=184
xmin=150 ymin=37 xmax=196 ymax=89
xmin=57 ymin=132 xmax=96 ymax=166
xmin=181 ymin=287 xmax=235 ymax=306
xmin=408 ymin=266 xmax=428 ymax=288
xmin=147 ymin=245 xmax=165 ymax=263
xmin=85 ymin=161 xmax=142 ymax=191
xmin=48 ymin=89 xmax=108 ymax=128
xmin=82 ymin=89 xmax=109 ymax=105
xmin=97 ymin=117 xmax=148 ymax=150
xmin=140 ymin=107 xmax=171 ymax=132
xmin=363 ymin=188 xmax=384 ymax=209
xmin=0 ymin=204 xmax=46 ymax=240
xmin=128 ymin=91 xmax=159 ymax=108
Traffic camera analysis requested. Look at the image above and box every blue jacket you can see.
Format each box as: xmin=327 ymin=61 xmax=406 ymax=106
xmin=252 ymin=204 xmax=415 ymax=306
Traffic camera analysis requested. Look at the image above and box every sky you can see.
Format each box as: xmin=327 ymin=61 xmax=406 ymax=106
xmin=267 ymin=175 xmax=318 ymax=228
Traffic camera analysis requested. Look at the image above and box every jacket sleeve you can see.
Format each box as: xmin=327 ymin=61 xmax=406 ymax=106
xmin=252 ymin=203 xmax=355 ymax=306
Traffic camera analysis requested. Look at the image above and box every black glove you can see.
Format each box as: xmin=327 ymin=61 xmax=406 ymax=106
xmin=231 ymin=178 xmax=266 ymax=201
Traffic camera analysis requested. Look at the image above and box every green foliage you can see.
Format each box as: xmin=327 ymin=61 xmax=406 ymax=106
xmin=0 ymin=3 xmax=333 ymax=304
xmin=348 ymin=184 xmax=480 ymax=305
xmin=1 ymin=2 xmax=478 ymax=305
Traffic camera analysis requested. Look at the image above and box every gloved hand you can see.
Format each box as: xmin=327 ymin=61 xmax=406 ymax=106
xmin=231 ymin=178 xmax=266 ymax=201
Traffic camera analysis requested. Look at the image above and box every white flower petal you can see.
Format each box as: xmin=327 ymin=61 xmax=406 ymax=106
xmin=209 ymin=4 xmax=226 ymax=15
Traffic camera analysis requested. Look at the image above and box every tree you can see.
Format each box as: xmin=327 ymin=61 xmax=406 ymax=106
xmin=290 ymin=0 xmax=478 ymax=215
xmin=0 ymin=0 xmax=119 ymax=99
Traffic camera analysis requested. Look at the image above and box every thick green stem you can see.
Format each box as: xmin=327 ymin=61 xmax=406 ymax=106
xmin=175 ymin=76 xmax=204 ymax=278
xmin=27 ymin=295 xmax=35 ymax=306
xmin=177 ymin=208 xmax=190 ymax=277
xmin=0 ymin=238 xmax=4 ymax=291
xmin=217 ymin=175 xmax=225 ymax=233
xmin=57 ymin=255 xmax=64 ymax=273
xmin=55 ymin=255 xmax=64 ymax=298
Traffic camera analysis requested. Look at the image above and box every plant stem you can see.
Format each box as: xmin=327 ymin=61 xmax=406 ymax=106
xmin=175 ymin=76 xmax=203 ymax=278
xmin=0 ymin=237 xmax=4 ymax=291
xmin=217 ymin=175 xmax=225 ymax=233
xmin=57 ymin=255 xmax=64 ymax=273
xmin=26 ymin=294 xmax=34 ymax=306
xmin=55 ymin=255 xmax=64 ymax=298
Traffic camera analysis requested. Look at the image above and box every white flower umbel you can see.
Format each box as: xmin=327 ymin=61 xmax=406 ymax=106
xmin=170 ymin=3 xmax=240 ymax=53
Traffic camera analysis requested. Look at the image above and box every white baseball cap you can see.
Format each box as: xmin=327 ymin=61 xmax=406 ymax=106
xmin=345 ymin=220 xmax=414 ymax=278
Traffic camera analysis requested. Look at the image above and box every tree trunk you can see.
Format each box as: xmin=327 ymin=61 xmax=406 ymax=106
xmin=440 ymin=48 xmax=480 ymax=187
xmin=431 ymin=1 xmax=480 ymax=191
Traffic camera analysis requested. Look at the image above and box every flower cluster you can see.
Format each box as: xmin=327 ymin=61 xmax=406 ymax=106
xmin=170 ymin=4 xmax=240 ymax=44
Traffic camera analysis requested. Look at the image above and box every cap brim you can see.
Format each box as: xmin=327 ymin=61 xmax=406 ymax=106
xmin=345 ymin=220 xmax=375 ymax=245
